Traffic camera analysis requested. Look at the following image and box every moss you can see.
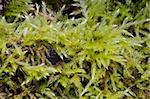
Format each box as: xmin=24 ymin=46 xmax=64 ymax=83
xmin=0 ymin=0 xmax=150 ymax=98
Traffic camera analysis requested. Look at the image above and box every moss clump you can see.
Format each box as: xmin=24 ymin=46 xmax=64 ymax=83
xmin=0 ymin=0 xmax=150 ymax=98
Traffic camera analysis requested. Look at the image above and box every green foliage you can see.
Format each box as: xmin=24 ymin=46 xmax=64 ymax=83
xmin=0 ymin=0 xmax=150 ymax=98
xmin=4 ymin=0 xmax=32 ymax=16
